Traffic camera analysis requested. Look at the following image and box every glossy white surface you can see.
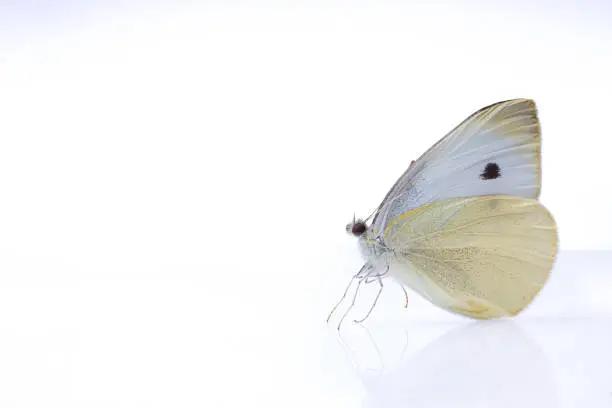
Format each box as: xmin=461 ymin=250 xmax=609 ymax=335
xmin=0 ymin=250 xmax=611 ymax=406
xmin=318 ymin=250 xmax=612 ymax=408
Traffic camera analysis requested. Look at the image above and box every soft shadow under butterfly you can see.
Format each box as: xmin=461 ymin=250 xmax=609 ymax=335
xmin=328 ymin=99 xmax=558 ymax=329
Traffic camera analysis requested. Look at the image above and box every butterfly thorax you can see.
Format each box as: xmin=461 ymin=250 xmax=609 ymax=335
xmin=358 ymin=228 xmax=393 ymax=269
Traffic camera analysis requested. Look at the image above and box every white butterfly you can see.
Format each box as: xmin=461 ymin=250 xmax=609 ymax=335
xmin=329 ymin=99 xmax=558 ymax=328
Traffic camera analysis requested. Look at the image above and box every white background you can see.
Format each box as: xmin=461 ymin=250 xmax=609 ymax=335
xmin=0 ymin=1 xmax=611 ymax=407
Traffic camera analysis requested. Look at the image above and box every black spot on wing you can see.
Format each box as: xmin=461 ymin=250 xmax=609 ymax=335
xmin=480 ymin=162 xmax=501 ymax=180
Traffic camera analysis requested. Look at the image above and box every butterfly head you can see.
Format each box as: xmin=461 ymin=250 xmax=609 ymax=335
xmin=346 ymin=214 xmax=368 ymax=237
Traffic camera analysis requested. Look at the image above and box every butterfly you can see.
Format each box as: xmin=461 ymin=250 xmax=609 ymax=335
xmin=328 ymin=99 xmax=558 ymax=329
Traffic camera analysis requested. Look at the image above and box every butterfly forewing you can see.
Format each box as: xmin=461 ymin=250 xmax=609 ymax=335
xmin=372 ymin=99 xmax=541 ymax=235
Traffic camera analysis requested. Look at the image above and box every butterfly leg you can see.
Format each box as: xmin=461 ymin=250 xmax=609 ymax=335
xmin=353 ymin=263 xmax=389 ymax=324
xmin=353 ymin=276 xmax=384 ymax=324
xmin=337 ymin=279 xmax=363 ymax=330
xmin=327 ymin=263 xmax=372 ymax=324
xmin=364 ymin=264 xmax=390 ymax=283
xmin=401 ymin=285 xmax=409 ymax=308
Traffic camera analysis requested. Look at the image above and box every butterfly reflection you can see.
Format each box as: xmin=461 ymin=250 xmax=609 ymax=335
xmin=337 ymin=321 xmax=559 ymax=408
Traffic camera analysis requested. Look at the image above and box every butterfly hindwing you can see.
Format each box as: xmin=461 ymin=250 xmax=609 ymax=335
xmin=383 ymin=196 xmax=558 ymax=319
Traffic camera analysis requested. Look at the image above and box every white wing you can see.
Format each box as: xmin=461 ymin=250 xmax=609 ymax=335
xmin=371 ymin=99 xmax=541 ymax=235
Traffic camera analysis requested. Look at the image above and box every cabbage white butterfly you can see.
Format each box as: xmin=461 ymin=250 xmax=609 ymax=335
xmin=329 ymin=99 xmax=558 ymax=328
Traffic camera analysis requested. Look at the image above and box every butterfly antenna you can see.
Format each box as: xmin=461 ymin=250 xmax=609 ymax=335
xmin=363 ymin=159 xmax=417 ymax=224
xmin=363 ymin=207 xmax=379 ymax=223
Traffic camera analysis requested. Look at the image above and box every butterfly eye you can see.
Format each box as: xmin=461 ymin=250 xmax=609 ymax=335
xmin=351 ymin=222 xmax=367 ymax=236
